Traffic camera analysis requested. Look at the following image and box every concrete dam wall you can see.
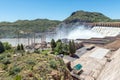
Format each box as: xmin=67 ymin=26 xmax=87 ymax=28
xmin=91 ymin=26 xmax=120 ymax=37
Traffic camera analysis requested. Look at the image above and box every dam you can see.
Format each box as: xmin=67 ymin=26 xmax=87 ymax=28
xmin=91 ymin=26 xmax=120 ymax=36
xmin=90 ymin=22 xmax=120 ymax=37
xmin=55 ymin=22 xmax=120 ymax=40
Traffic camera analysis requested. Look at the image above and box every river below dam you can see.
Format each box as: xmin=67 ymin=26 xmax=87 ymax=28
xmin=0 ymin=38 xmax=43 ymax=46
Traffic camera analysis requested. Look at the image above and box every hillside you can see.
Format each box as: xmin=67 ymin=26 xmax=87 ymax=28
xmin=0 ymin=19 xmax=61 ymax=38
xmin=64 ymin=10 xmax=112 ymax=23
xmin=0 ymin=51 xmax=73 ymax=80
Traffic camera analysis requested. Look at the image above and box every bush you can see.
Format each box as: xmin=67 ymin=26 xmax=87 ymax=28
xmin=0 ymin=55 xmax=5 ymax=60
xmin=34 ymin=49 xmax=40 ymax=54
xmin=26 ymin=60 xmax=36 ymax=65
xmin=7 ymin=54 xmax=11 ymax=57
xmin=14 ymin=75 xmax=22 ymax=80
xmin=0 ymin=41 xmax=5 ymax=53
xmin=49 ymin=60 xmax=57 ymax=69
xmin=3 ymin=42 xmax=12 ymax=50
xmin=2 ymin=58 xmax=11 ymax=65
xmin=9 ymin=66 xmax=21 ymax=75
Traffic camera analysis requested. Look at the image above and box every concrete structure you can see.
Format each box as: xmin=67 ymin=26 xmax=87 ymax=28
xmin=90 ymin=48 xmax=110 ymax=59
xmin=97 ymin=48 xmax=120 ymax=80
xmin=71 ymin=46 xmax=111 ymax=80
xmin=91 ymin=27 xmax=120 ymax=37
xmin=85 ymin=22 xmax=120 ymax=27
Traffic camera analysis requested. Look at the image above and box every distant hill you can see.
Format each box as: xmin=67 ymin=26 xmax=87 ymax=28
xmin=64 ymin=10 xmax=112 ymax=23
xmin=0 ymin=19 xmax=61 ymax=38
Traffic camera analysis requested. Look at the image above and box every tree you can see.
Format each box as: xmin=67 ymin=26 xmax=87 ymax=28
xmin=0 ymin=41 xmax=5 ymax=53
xmin=68 ymin=40 xmax=76 ymax=56
xmin=3 ymin=42 xmax=12 ymax=50
xmin=71 ymin=40 xmax=76 ymax=53
xmin=20 ymin=44 xmax=24 ymax=51
xmin=50 ymin=39 xmax=56 ymax=51
xmin=56 ymin=39 xmax=62 ymax=44
xmin=68 ymin=41 xmax=72 ymax=55
xmin=17 ymin=44 xmax=21 ymax=51
xmin=62 ymin=44 xmax=69 ymax=55
xmin=55 ymin=42 xmax=63 ymax=54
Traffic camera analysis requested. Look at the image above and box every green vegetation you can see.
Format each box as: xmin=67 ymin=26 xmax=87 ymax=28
xmin=14 ymin=75 xmax=22 ymax=80
xmin=16 ymin=44 xmax=24 ymax=51
xmin=50 ymin=39 xmax=77 ymax=55
xmin=0 ymin=19 xmax=61 ymax=38
xmin=0 ymin=42 xmax=73 ymax=80
xmin=69 ymin=40 xmax=76 ymax=56
xmin=0 ymin=52 xmax=72 ymax=80
xmin=3 ymin=42 xmax=12 ymax=50
xmin=0 ymin=41 xmax=5 ymax=53
xmin=64 ymin=10 xmax=112 ymax=23
xmin=50 ymin=39 xmax=56 ymax=51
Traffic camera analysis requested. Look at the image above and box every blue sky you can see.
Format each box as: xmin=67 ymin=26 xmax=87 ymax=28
xmin=0 ymin=0 xmax=120 ymax=22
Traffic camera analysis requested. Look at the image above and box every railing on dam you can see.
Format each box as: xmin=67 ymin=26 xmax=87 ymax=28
xmin=85 ymin=22 xmax=120 ymax=27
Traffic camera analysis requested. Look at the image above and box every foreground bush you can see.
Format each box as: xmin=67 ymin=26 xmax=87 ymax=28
xmin=0 ymin=41 xmax=5 ymax=53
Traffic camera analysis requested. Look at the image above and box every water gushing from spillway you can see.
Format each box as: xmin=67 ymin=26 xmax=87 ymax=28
xmin=51 ymin=25 xmax=104 ymax=40
xmin=47 ymin=25 xmax=120 ymax=41
xmin=91 ymin=26 xmax=120 ymax=37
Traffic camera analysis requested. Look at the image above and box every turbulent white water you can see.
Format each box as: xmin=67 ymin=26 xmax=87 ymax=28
xmin=54 ymin=25 xmax=105 ymax=40
xmin=67 ymin=26 xmax=104 ymax=39
xmin=91 ymin=26 xmax=120 ymax=37
xmin=53 ymin=25 xmax=120 ymax=40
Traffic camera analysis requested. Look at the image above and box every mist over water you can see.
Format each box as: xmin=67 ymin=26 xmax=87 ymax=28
xmin=53 ymin=25 xmax=104 ymax=40
xmin=3 ymin=25 xmax=118 ymax=46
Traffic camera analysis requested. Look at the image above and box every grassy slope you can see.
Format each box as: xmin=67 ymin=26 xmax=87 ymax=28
xmin=0 ymin=51 xmax=73 ymax=80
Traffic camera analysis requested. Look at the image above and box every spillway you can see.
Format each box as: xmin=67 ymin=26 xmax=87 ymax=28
xmin=52 ymin=24 xmax=120 ymax=40
xmin=91 ymin=26 xmax=120 ymax=37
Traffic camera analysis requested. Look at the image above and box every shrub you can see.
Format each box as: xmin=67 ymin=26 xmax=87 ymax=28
xmin=7 ymin=54 xmax=11 ymax=57
xmin=49 ymin=60 xmax=57 ymax=69
xmin=14 ymin=75 xmax=22 ymax=80
xmin=9 ymin=66 xmax=21 ymax=75
xmin=26 ymin=60 xmax=36 ymax=65
xmin=2 ymin=58 xmax=11 ymax=65
xmin=0 ymin=41 xmax=5 ymax=53
xmin=34 ymin=49 xmax=40 ymax=54
xmin=0 ymin=55 xmax=5 ymax=60
xmin=3 ymin=42 xmax=12 ymax=50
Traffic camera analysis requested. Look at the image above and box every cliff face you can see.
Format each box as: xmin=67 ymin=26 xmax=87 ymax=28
xmin=97 ymin=49 xmax=120 ymax=80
